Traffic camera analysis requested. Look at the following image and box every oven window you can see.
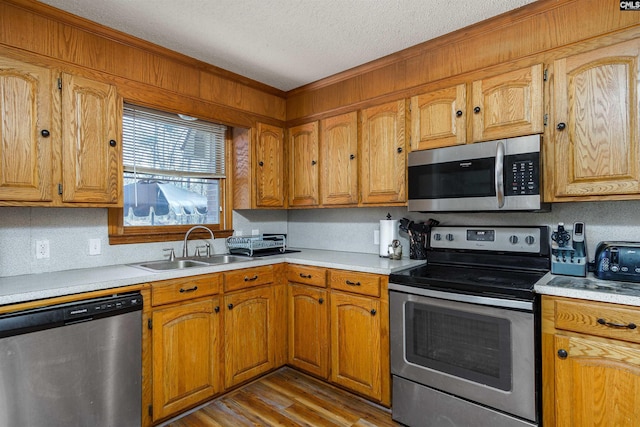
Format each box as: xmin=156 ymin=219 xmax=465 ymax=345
xmin=408 ymin=157 xmax=495 ymax=199
xmin=405 ymin=302 xmax=512 ymax=391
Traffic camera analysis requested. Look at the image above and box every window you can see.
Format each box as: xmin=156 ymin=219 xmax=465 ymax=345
xmin=109 ymin=104 xmax=232 ymax=244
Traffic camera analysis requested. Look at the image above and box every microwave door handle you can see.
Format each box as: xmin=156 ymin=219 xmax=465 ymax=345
xmin=495 ymin=141 xmax=505 ymax=208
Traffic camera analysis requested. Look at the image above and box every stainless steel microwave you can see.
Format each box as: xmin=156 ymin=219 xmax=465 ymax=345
xmin=408 ymin=135 xmax=549 ymax=212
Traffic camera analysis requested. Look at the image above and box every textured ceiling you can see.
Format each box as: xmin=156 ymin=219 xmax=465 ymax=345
xmin=38 ymin=0 xmax=537 ymax=91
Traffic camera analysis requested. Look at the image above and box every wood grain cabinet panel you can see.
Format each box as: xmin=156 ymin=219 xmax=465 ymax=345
xmin=223 ymin=286 xmax=276 ymax=388
xmin=543 ymin=296 xmax=640 ymax=427
xmin=553 ymin=39 xmax=640 ymax=199
xmin=471 ymin=63 xmax=543 ymax=142
xmin=360 ymin=100 xmax=407 ymax=204
xmin=255 ymin=123 xmax=286 ymax=208
xmin=320 ymin=112 xmax=359 ymax=205
xmin=410 ymin=84 xmax=466 ymax=150
xmin=288 ymin=121 xmax=319 ymax=207
xmin=151 ymin=297 xmax=221 ymax=422
xmin=0 ymin=57 xmax=53 ymax=202
xmin=330 ymin=291 xmax=382 ymax=401
xmin=288 ymin=283 xmax=329 ymax=378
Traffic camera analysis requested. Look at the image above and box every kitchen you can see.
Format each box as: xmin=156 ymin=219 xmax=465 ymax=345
xmin=1 ymin=0 xmax=640 ymax=426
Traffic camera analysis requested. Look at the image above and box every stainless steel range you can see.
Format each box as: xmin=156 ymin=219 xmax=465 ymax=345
xmin=389 ymin=225 xmax=549 ymax=427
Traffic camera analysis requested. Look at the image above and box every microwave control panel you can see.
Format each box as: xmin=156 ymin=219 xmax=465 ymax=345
xmin=505 ymin=153 xmax=540 ymax=196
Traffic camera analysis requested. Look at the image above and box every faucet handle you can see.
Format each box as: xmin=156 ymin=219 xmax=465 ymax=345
xmin=205 ymin=243 xmax=211 ymax=257
xmin=163 ymin=248 xmax=176 ymax=261
xmin=195 ymin=245 xmax=207 ymax=257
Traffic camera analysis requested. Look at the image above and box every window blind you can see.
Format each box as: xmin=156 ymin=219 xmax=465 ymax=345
xmin=123 ymin=104 xmax=227 ymax=178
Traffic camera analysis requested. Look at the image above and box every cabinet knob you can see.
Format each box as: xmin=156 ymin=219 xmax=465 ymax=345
xmin=556 ymin=122 xmax=566 ymax=131
xmin=319 ymin=298 xmax=324 ymax=304
xmin=557 ymin=349 xmax=568 ymax=359
xmin=40 ymin=129 xmax=50 ymax=138
xmin=397 ymin=147 xmax=403 ymax=153
xmin=109 ymin=139 xmax=117 ymax=147
xmin=350 ymin=154 xmax=355 ymax=160
xmin=214 ymin=306 xmax=220 ymax=313
xmin=456 ymin=110 xmax=463 ymax=117
xmin=228 ymin=303 xmax=234 ymax=310
xmin=311 ymin=160 xmax=317 ymax=166
xmin=473 ymin=106 xmax=481 ymax=114
xmin=370 ymin=309 xmax=377 ymax=316
xmin=259 ymin=161 xmax=264 ymax=167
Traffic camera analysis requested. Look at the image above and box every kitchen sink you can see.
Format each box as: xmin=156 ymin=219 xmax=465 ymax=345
xmin=130 ymin=254 xmax=253 ymax=271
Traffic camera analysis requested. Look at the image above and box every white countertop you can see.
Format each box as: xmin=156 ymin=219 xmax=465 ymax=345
xmin=535 ymin=272 xmax=640 ymax=307
xmin=0 ymin=249 xmax=425 ymax=306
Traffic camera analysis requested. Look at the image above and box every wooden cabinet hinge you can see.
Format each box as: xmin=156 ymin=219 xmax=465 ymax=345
xmin=543 ymin=69 xmax=548 ymax=82
xmin=57 ymin=77 xmax=62 ymax=90
xmin=57 ymin=183 xmax=63 ymax=195
xmin=148 ymin=318 xmax=152 ymax=329
xmin=148 ymin=405 xmax=153 ymax=417
xmin=544 ymin=114 xmax=548 ymax=126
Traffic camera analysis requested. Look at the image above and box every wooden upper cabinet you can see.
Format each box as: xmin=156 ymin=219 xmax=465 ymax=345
xmin=0 ymin=57 xmax=53 ymax=202
xmin=288 ymin=121 xmax=319 ymax=207
xmin=410 ymin=84 xmax=466 ymax=150
xmin=553 ymin=39 xmax=640 ymax=199
xmin=471 ymin=64 xmax=544 ymax=142
xmin=61 ymin=73 xmax=121 ymax=205
xmin=255 ymin=123 xmax=285 ymax=207
xmin=320 ymin=112 xmax=359 ymax=205
xmin=360 ymin=100 xmax=407 ymax=204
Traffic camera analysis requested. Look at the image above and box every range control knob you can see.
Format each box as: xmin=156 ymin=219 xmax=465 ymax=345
xmin=509 ymin=235 xmax=519 ymax=244
xmin=433 ymin=233 xmax=442 ymax=241
xmin=611 ymin=265 xmax=620 ymax=273
xmin=525 ymin=235 xmax=535 ymax=245
xmin=446 ymin=233 xmax=454 ymax=242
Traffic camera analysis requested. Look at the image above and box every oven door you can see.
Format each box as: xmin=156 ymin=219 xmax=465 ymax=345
xmin=390 ymin=289 xmax=537 ymax=423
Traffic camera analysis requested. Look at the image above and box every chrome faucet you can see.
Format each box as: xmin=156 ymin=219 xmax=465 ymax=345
xmin=182 ymin=225 xmax=215 ymax=257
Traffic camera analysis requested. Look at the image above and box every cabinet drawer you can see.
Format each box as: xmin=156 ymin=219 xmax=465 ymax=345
xmin=224 ymin=265 xmax=274 ymax=292
xmin=329 ymin=270 xmax=381 ymax=297
xmin=555 ymin=299 xmax=640 ymax=344
xmin=151 ymin=274 xmax=220 ymax=306
xmin=286 ymin=264 xmax=327 ymax=287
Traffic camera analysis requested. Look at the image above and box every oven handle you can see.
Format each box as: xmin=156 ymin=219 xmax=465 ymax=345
xmin=495 ymin=141 xmax=505 ymax=208
xmin=388 ymin=283 xmax=534 ymax=311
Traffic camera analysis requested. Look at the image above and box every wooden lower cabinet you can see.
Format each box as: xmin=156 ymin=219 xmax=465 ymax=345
xmin=151 ymin=297 xmax=221 ymax=422
xmin=288 ymin=283 xmax=329 ymax=378
xmin=330 ymin=291 xmax=383 ymax=402
xmin=542 ymin=295 xmax=640 ymax=427
xmin=223 ymin=285 xmax=276 ymax=388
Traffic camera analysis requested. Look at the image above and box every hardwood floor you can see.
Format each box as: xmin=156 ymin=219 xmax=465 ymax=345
xmin=164 ymin=367 xmax=400 ymax=427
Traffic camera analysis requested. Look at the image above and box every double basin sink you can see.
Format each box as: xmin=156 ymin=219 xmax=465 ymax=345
xmin=131 ymin=254 xmax=253 ymax=272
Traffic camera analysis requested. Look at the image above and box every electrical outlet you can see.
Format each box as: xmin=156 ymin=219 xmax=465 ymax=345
xmin=374 ymin=230 xmax=380 ymax=245
xmin=89 ymin=238 xmax=101 ymax=256
xmin=252 ymin=229 xmax=260 ymax=236
xmin=35 ymin=240 xmax=50 ymax=259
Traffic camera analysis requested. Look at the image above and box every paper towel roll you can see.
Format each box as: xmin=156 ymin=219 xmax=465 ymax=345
xmin=380 ymin=219 xmax=399 ymax=257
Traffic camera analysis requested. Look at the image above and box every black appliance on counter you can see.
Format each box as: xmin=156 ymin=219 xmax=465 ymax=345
xmin=389 ymin=225 xmax=549 ymax=427
xmin=594 ymin=241 xmax=640 ymax=282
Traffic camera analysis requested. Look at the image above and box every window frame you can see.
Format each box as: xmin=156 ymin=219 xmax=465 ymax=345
xmin=108 ymin=106 xmax=234 ymax=245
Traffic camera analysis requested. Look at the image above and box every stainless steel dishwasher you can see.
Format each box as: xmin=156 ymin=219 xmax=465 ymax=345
xmin=0 ymin=292 xmax=143 ymax=427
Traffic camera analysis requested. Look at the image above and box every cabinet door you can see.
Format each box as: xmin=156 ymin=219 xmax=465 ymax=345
xmin=288 ymin=284 xmax=329 ymax=378
xmin=330 ymin=291 xmax=382 ymax=400
xmin=0 ymin=57 xmax=53 ymax=202
xmin=224 ymin=286 xmax=275 ymax=388
xmin=554 ymin=334 xmax=640 ymax=427
xmin=152 ymin=298 xmax=221 ymax=421
xmin=471 ymin=64 xmax=543 ymax=142
xmin=360 ymin=100 xmax=407 ymax=204
xmin=255 ymin=122 xmax=285 ymax=207
xmin=320 ymin=112 xmax=358 ymax=205
xmin=61 ymin=73 xmax=121 ymax=204
xmin=553 ymin=40 xmax=640 ymax=198
xmin=410 ymin=84 xmax=466 ymax=150
xmin=288 ymin=121 xmax=319 ymax=207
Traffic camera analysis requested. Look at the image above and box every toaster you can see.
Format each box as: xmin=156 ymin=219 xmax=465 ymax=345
xmin=594 ymin=242 xmax=640 ymax=283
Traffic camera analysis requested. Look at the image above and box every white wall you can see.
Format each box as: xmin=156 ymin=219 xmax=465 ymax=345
xmin=1 ymin=200 xmax=639 ymax=277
